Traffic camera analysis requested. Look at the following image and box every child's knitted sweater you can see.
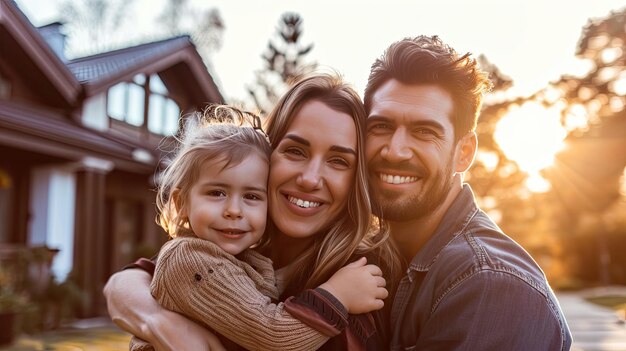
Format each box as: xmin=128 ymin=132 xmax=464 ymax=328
xmin=132 ymin=236 xmax=329 ymax=351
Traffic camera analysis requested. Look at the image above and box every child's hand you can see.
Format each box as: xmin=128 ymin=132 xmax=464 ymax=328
xmin=318 ymin=257 xmax=388 ymax=314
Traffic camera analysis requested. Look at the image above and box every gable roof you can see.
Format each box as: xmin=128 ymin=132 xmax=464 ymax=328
xmin=67 ymin=36 xmax=224 ymax=103
xmin=0 ymin=0 xmax=81 ymax=105
xmin=68 ymin=36 xmax=191 ymax=82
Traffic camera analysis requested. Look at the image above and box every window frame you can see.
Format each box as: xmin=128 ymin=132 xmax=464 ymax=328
xmin=106 ymin=73 xmax=181 ymax=137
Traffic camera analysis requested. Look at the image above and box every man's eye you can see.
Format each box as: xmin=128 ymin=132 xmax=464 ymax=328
xmin=416 ymin=128 xmax=437 ymax=136
xmin=207 ymin=190 xmax=226 ymax=197
xmin=371 ymin=123 xmax=391 ymax=130
xmin=369 ymin=123 xmax=393 ymax=134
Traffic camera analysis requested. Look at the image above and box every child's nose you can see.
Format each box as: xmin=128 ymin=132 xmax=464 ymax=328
xmin=223 ymin=199 xmax=243 ymax=219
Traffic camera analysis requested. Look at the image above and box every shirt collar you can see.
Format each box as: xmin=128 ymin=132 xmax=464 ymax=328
xmin=408 ymin=184 xmax=479 ymax=271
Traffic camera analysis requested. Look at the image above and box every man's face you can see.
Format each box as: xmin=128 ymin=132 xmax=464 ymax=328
xmin=366 ymin=80 xmax=458 ymax=221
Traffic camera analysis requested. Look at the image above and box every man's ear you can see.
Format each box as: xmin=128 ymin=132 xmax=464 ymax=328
xmin=454 ymin=131 xmax=477 ymax=173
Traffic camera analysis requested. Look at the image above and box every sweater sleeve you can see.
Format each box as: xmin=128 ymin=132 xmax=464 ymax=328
xmin=151 ymin=238 xmax=331 ymax=351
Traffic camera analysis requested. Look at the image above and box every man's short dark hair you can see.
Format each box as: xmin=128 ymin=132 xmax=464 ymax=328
xmin=364 ymin=35 xmax=492 ymax=141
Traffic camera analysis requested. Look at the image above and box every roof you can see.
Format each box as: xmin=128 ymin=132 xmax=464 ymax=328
xmin=0 ymin=100 xmax=157 ymax=173
xmin=66 ymin=36 xmax=224 ymax=103
xmin=67 ymin=36 xmax=191 ymax=82
xmin=0 ymin=0 xmax=81 ymax=105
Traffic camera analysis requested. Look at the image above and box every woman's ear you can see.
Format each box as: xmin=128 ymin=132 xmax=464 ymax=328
xmin=454 ymin=131 xmax=477 ymax=173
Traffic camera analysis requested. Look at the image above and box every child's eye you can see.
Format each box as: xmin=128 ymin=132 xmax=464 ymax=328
xmin=244 ymin=193 xmax=264 ymax=201
xmin=207 ymin=190 xmax=226 ymax=197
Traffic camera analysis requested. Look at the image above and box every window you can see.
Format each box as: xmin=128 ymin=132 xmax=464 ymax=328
xmin=107 ymin=83 xmax=127 ymax=120
xmin=106 ymin=73 xmax=180 ymax=136
xmin=107 ymin=82 xmax=145 ymax=125
xmin=147 ymin=74 xmax=180 ymax=136
xmin=127 ymin=84 xmax=145 ymax=126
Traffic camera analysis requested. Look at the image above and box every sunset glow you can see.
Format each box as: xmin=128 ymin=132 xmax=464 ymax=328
xmin=494 ymin=102 xmax=567 ymax=192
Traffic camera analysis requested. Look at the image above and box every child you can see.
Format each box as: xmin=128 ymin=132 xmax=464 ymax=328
xmin=130 ymin=105 xmax=387 ymax=351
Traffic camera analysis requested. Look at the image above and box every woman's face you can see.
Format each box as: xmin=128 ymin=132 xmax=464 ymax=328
xmin=269 ymin=100 xmax=357 ymax=240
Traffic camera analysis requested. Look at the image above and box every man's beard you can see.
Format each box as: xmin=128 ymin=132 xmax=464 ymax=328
xmin=371 ymin=159 xmax=454 ymax=222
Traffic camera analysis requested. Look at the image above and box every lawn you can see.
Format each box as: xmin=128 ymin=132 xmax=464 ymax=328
xmin=586 ymin=295 xmax=626 ymax=314
xmin=0 ymin=326 xmax=131 ymax=351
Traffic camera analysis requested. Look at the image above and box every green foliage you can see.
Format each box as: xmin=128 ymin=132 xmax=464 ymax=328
xmin=471 ymin=7 xmax=626 ymax=287
xmin=0 ymin=246 xmax=86 ymax=332
xmin=0 ymin=286 xmax=27 ymax=314
xmin=20 ymin=273 xmax=86 ymax=332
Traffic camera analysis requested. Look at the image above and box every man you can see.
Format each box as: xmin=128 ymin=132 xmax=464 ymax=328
xmin=364 ymin=35 xmax=572 ymax=350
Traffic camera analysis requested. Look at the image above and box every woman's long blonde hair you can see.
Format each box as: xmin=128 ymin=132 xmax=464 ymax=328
xmin=259 ymin=73 xmax=401 ymax=297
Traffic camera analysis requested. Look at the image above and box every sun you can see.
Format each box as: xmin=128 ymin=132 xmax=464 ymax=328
xmin=494 ymin=101 xmax=567 ymax=192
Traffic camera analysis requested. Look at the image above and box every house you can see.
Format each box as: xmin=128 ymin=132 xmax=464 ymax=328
xmin=0 ymin=0 xmax=224 ymax=316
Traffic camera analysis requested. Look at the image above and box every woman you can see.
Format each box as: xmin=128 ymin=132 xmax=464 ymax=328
xmin=104 ymin=73 xmax=400 ymax=350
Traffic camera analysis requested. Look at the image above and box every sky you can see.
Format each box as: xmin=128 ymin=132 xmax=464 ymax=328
xmin=14 ymin=0 xmax=626 ymax=103
xmin=12 ymin=0 xmax=626 ymax=192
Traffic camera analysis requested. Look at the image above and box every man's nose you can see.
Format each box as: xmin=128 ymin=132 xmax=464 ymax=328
xmin=381 ymin=129 xmax=412 ymax=162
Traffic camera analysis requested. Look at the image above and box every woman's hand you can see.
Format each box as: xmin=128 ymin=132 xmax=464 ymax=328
xmin=103 ymin=269 xmax=226 ymax=351
xmin=318 ymin=257 xmax=388 ymax=314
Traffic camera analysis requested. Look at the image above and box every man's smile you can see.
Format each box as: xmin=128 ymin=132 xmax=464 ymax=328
xmin=378 ymin=173 xmax=419 ymax=185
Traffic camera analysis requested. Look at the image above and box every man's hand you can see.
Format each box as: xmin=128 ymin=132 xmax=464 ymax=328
xmin=104 ymin=269 xmax=225 ymax=351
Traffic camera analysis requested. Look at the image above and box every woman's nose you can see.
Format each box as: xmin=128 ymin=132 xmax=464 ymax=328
xmin=296 ymin=159 xmax=323 ymax=190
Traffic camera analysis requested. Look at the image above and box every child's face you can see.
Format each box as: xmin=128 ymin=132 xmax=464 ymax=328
xmin=185 ymin=152 xmax=269 ymax=255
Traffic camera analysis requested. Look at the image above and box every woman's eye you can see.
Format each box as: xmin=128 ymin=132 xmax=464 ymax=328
xmin=284 ymin=147 xmax=306 ymax=158
xmin=329 ymin=158 xmax=350 ymax=169
xmin=207 ymin=190 xmax=226 ymax=197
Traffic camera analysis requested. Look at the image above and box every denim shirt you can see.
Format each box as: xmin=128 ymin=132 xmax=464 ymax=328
xmin=389 ymin=185 xmax=572 ymax=351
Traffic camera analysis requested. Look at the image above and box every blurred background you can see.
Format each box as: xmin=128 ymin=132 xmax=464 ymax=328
xmin=0 ymin=0 xmax=625 ymax=346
